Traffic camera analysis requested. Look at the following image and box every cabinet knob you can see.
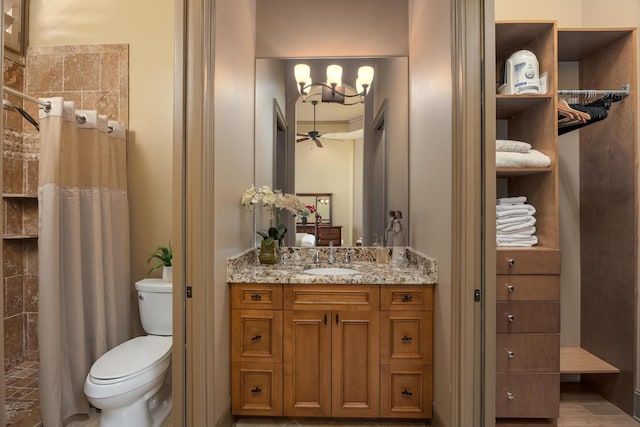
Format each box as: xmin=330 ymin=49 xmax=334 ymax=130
xmin=507 ymin=258 xmax=516 ymax=266
xmin=401 ymin=389 xmax=413 ymax=396
xmin=251 ymin=386 xmax=262 ymax=394
xmin=401 ymin=335 xmax=413 ymax=342
xmin=507 ymin=314 xmax=515 ymax=323
xmin=251 ymin=294 xmax=262 ymax=301
xmin=507 ymin=350 xmax=516 ymax=359
xmin=251 ymin=335 xmax=262 ymax=342
xmin=507 ymin=391 xmax=515 ymax=400
xmin=506 ymin=284 xmax=515 ymax=293
xmin=401 ymin=294 xmax=413 ymax=302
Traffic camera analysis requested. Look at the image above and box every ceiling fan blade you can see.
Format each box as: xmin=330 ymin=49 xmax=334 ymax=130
xmin=314 ymin=138 xmax=323 ymax=148
xmin=297 ymin=137 xmax=310 ymax=143
xmin=320 ymin=128 xmax=364 ymax=140
xmin=296 ymin=133 xmax=309 ymax=137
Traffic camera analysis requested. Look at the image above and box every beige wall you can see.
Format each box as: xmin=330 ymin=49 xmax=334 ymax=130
xmin=409 ymin=1 xmax=453 ymax=426
xmin=28 ymin=0 xmax=175 ymax=298
xmin=213 ymin=0 xmax=257 ymax=421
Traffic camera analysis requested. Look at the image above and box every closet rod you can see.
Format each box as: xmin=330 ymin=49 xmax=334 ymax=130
xmin=558 ymin=84 xmax=630 ymax=97
xmin=3 ymin=86 xmax=52 ymax=111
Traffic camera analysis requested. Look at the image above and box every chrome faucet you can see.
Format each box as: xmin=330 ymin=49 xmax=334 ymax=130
xmin=328 ymin=241 xmax=336 ymax=264
xmin=344 ymin=249 xmax=351 ymax=264
xmin=313 ymin=249 xmax=321 ymax=264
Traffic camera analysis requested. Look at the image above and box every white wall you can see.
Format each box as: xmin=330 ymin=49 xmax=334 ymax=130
xmin=28 ymin=0 xmax=174 ymax=331
xmin=409 ymin=1 xmax=453 ymax=426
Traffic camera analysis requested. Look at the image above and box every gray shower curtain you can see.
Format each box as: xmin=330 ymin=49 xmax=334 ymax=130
xmin=37 ymin=98 xmax=130 ymax=425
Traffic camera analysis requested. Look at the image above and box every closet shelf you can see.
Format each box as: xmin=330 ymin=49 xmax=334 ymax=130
xmin=497 ymin=167 xmax=552 ymax=177
xmin=496 ymin=95 xmax=553 ymax=119
xmin=560 ymin=347 xmax=620 ymax=374
xmin=2 ymin=234 xmax=38 ymax=240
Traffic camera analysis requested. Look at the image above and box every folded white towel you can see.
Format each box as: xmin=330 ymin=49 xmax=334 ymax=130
xmin=496 ymin=149 xmax=551 ymax=168
xmin=496 ymin=206 xmax=536 ymax=219
xmin=497 ymin=233 xmax=537 ymax=242
xmin=497 ymin=238 xmax=538 ymax=247
xmin=496 ymin=139 xmax=532 ymax=153
xmin=496 ymin=203 xmax=535 ymax=212
xmin=497 ymin=196 xmax=527 ymax=205
xmin=497 ymin=218 xmax=536 ymax=233
xmin=497 ymin=225 xmax=536 ymax=236
xmin=496 ymin=215 xmax=535 ymax=226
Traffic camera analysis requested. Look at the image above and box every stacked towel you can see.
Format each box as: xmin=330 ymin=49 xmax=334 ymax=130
xmin=496 ymin=139 xmax=551 ymax=168
xmin=496 ymin=196 xmax=538 ymax=247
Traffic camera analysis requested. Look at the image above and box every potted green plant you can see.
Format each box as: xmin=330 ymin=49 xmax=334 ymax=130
xmin=147 ymin=242 xmax=173 ymax=282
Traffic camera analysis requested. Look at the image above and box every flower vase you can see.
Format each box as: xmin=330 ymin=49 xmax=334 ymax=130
xmin=162 ymin=266 xmax=173 ymax=283
xmin=258 ymin=239 xmax=279 ymax=264
xmin=301 ymin=216 xmax=308 ymax=225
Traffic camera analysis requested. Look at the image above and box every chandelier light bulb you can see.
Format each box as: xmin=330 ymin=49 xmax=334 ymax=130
xmin=358 ymin=66 xmax=374 ymax=86
xmin=326 ymin=64 xmax=343 ymax=87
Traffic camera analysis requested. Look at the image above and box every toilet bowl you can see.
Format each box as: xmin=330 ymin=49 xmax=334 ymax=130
xmin=84 ymin=279 xmax=173 ymax=427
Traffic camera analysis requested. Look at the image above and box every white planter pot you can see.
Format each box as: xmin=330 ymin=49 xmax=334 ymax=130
xmin=162 ymin=266 xmax=173 ymax=283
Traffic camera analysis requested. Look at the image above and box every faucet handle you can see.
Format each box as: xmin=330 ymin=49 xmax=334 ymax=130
xmin=344 ymin=250 xmax=351 ymax=264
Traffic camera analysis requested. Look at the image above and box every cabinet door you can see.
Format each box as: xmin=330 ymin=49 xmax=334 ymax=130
xmin=283 ymin=310 xmax=331 ymax=417
xmin=331 ymin=311 xmax=380 ymax=418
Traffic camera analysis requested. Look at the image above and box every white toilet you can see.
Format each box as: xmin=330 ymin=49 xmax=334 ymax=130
xmin=84 ymin=278 xmax=173 ymax=427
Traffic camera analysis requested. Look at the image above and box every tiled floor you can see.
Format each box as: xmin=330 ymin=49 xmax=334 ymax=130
xmin=5 ymin=360 xmax=40 ymax=427
xmin=4 ymin=372 xmax=640 ymax=427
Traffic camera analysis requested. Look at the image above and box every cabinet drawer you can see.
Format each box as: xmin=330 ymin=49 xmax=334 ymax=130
xmin=231 ymin=284 xmax=282 ymax=309
xmin=496 ymin=249 xmax=560 ymax=275
xmin=496 ymin=333 xmax=559 ymax=372
xmin=231 ymin=362 xmax=283 ymax=416
xmin=496 ymin=302 xmax=560 ymax=333
xmin=284 ymin=285 xmax=379 ymax=310
xmin=231 ymin=310 xmax=283 ymax=363
xmin=381 ymin=286 xmax=433 ymax=311
xmin=380 ymin=362 xmax=432 ymax=419
xmin=317 ymin=229 xmax=340 ymax=239
xmin=496 ymin=275 xmax=560 ymax=302
xmin=380 ymin=311 xmax=432 ymax=364
xmin=496 ymin=372 xmax=559 ymax=418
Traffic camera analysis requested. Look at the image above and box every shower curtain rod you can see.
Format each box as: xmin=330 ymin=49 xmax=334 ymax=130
xmin=3 ymin=87 xmax=114 ymax=133
xmin=3 ymin=86 xmax=52 ymax=111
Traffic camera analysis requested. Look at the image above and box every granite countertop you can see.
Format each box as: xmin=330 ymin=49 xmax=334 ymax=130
xmin=226 ymin=246 xmax=438 ymax=285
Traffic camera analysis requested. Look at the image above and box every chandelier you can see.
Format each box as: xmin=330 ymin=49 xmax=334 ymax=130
xmin=294 ymin=63 xmax=374 ymax=105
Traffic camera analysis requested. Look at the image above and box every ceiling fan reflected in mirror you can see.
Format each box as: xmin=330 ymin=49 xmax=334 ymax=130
xmin=296 ymin=100 xmax=363 ymax=148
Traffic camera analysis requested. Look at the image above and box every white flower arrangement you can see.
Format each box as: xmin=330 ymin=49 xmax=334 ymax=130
xmin=241 ymin=185 xmax=305 ymax=245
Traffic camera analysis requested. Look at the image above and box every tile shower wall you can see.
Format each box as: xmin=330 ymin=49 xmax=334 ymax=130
xmin=3 ymin=57 xmax=40 ymax=371
xmin=2 ymin=44 xmax=129 ymax=371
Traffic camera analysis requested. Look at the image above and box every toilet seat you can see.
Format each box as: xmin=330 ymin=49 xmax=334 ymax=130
xmin=90 ymin=336 xmax=172 ymax=384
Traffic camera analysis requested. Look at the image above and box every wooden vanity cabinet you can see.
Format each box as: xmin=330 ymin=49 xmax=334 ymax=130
xmin=230 ymin=282 xmax=434 ymax=420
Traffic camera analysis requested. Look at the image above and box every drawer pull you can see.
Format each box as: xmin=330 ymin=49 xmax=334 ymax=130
xmin=250 ymin=294 xmax=262 ymax=301
xmin=506 ymin=350 xmax=516 ymax=359
xmin=251 ymin=335 xmax=262 ymax=342
xmin=401 ymin=294 xmax=413 ymax=302
xmin=251 ymin=386 xmax=262 ymax=394
xmin=401 ymin=335 xmax=413 ymax=342
xmin=506 ymin=314 xmax=515 ymax=323
xmin=507 ymin=258 xmax=516 ymax=266
xmin=507 ymin=391 xmax=515 ymax=400
xmin=401 ymin=389 xmax=413 ymax=396
xmin=506 ymin=284 xmax=515 ymax=293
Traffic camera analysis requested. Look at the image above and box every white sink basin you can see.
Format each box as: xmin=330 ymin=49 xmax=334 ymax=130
xmin=303 ymin=267 xmax=361 ymax=276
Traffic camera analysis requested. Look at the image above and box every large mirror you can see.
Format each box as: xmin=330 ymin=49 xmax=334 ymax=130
xmin=255 ymin=57 xmax=409 ymax=247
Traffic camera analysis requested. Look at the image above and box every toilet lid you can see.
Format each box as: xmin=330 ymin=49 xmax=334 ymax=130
xmin=90 ymin=335 xmax=172 ymax=380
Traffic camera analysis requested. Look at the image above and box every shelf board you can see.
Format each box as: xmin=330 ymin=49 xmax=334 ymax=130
xmin=2 ymin=234 xmax=38 ymax=240
xmin=2 ymin=193 xmax=37 ymax=199
xmin=496 ymin=95 xmax=553 ymax=119
xmin=497 ymin=167 xmax=552 ymax=177
xmin=560 ymin=347 xmax=620 ymax=374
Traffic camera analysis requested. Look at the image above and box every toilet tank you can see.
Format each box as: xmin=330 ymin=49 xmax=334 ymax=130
xmin=135 ymin=279 xmax=172 ymax=336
